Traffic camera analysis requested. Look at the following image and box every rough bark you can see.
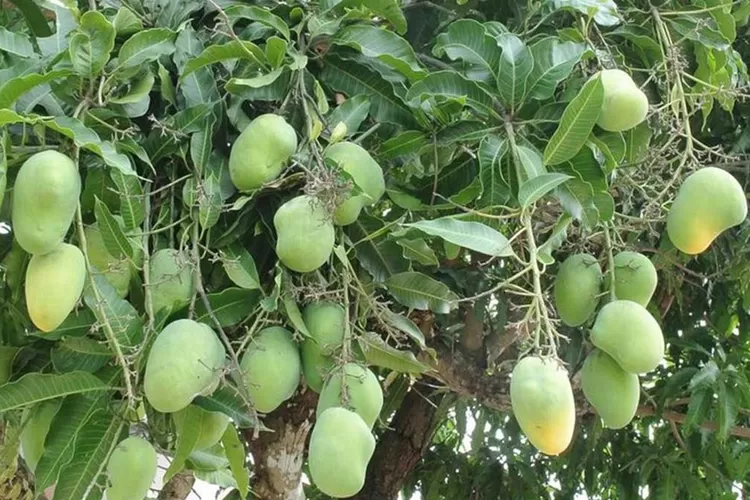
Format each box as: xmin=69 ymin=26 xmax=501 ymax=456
xmin=157 ymin=471 xmax=195 ymax=500
xmin=246 ymin=389 xmax=318 ymax=500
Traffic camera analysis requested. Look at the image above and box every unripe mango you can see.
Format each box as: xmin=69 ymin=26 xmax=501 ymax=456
xmin=605 ymin=251 xmax=657 ymax=306
xmin=666 ymin=167 xmax=747 ymax=254
xmin=596 ymin=69 xmax=649 ymax=132
xmin=229 ymin=114 xmax=297 ymax=191
xmin=324 ymin=142 xmax=385 ymax=225
xmin=105 ymin=436 xmax=157 ymax=500
xmin=85 ymin=222 xmax=142 ymax=298
xmin=149 ymin=248 xmax=194 ymax=313
xmin=554 ymin=254 xmax=602 ymax=327
xmin=26 ymin=243 xmax=86 ymax=332
xmin=144 ymin=319 xmax=226 ymax=413
xmin=590 ymin=300 xmax=664 ymax=374
xmin=20 ymin=400 xmax=60 ymax=474
xmin=308 ymin=407 xmax=375 ymax=498
xmin=173 ymin=405 xmax=229 ymax=451
xmin=240 ymin=327 xmax=301 ymax=413
xmin=301 ymin=302 xmax=345 ymax=392
xmin=317 ymin=363 xmax=383 ymax=429
xmin=274 ymin=195 xmax=334 ymax=273
xmin=581 ymin=349 xmax=640 ymax=429
xmin=12 ymin=150 xmax=81 ymax=255
xmin=510 ymin=356 xmax=575 ymax=456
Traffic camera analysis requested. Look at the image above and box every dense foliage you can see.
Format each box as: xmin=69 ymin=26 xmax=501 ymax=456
xmin=1 ymin=0 xmax=750 ymax=499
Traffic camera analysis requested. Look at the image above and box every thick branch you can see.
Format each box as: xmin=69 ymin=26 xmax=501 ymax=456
xmin=157 ymin=471 xmax=195 ymax=500
xmin=637 ymin=406 xmax=750 ymax=439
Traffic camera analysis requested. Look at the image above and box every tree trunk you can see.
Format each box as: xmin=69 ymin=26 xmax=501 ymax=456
xmin=157 ymin=471 xmax=195 ymax=500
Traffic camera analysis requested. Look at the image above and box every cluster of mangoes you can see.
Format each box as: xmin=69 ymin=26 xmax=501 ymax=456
xmin=228 ymin=114 xmax=385 ymax=273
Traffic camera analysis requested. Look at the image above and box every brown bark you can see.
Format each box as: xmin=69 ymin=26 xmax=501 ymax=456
xmin=157 ymin=471 xmax=195 ymax=500
xmin=246 ymin=389 xmax=318 ymax=500
xmin=352 ymin=386 xmax=441 ymax=500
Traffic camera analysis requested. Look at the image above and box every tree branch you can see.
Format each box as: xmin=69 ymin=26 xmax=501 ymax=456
xmin=637 ymin=405 xmax=750 ymax=439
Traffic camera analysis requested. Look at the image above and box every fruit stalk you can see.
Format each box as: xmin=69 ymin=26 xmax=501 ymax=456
xmin=522 ymin=210 xmax=557 ymax=355
xmin=603 ymin=223 xmax=617 ymax=302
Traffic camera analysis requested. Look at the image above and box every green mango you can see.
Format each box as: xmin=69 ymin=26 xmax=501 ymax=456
xmin=26 ymin=243 xmax=86 ymax=332
xmin=317 ymin=363 xmax=383 ymax=429
xmin=605 ymin=251 xmax=658 ymax=306
xmin=590 ymin=300 xmax=664 ymax=374
xmin=240 ymin=326 xmax=301 ymax=413
xmin=20 ymin=400 xmax=61 ymax=474
xmin=173 ymin=404 xmax=229 ymax=451
xmin=229 ymin=114 xmax=297 ymax=191
xmin=595 ymin=69 xmax=649 ymax=132
xmin=301 ymin=302 xmax=345 ymax=392
xmin=274 ymin=195 xmax=334 ymax=273
xmin=149 ymin=248 xmax=194 ymax=314
xmin=324 ymin=142 xmax=385 ymax=225
xmin=144 ymin=319 xmax=226 ymax=413
xmin=85 ymin=222 xmax=142 ymax=298
xmin=510 ymin=356 xmax=575 ymax=456
xmin=666 ymin=167 xmax=747 ymax=255
xmin=308 ymin=407 xmax=375 ymax=498
xmin=553 ymin=253 xmax=602 ymax=327
xmin=105 ymin=436 xmax=157 ymax=500
xmin=581 ymin=349 xmax=640 ymax=429
xmin=12 ymin=150 xmax=81 ymax=255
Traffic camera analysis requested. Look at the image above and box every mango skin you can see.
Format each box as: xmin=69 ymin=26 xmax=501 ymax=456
xmin=20 ymin=400 xmax=60 ymax=474
xmin=85 ymin=222 xmax=142 ymax=298
xmin=324 ymin=142 xmax=385 ymax=226
xmin=605 ymin=251 xmax=658 ymax=306
xmin=581 ymin=349 xmax=640 ymax=429
xmin=596 ymin=69 xmax=649 ymax=132
xmin=229 ymin=114 xmax=298 ymax=191
xmin=666 ymin=167 xmax=747 ymax=255
xmin=105 ymin=436 xmax=158 ymax=500
xmin=554 ymin=253 xmax=602 ymax=327
xmin=12 ymin=150 xmax=81 ymax=255
xmin=317 ymin=363 xmax=383 ymax=429
xmin=308 ymin=407 xmax=375 ymax=498
xmin=173 ymin=405 xmax=229 ymax=451
xmin=510 ymin=356 xmax=575 ymax=456
xmin=274 ymin=195 xmax=334 ymax=273
xmin=144 ymin=319 xmax=226 ymax=413
xmin=149 ymin=248 xmax=195 ymax=313
xmin=301 ymin=302 xmax=345 ymax=392
xmin=590 ymin=300 xmax=664 ymax=374
xmin=240 ymin=326 xmax=301 ymax=414
xmin=26 ymin=243 xmax=86 ymax=332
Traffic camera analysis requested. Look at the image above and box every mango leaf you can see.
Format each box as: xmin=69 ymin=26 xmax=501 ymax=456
xmin=224 ymin=5 xmax=291 ymax=41
xmin=326 ymin=0 xmax=407 ymax=34
xmin=380 ymin=130 xmax=429 ymax=160
xmin=193 ymin=288 xmax=261 ymax=327
xmin=358 ymin=331 xmax=431 ymax=373
xmin=0 ymin=372 xmax=112 ymax=412
xmin=327 ymin=95 xmax=370 ymax=136
xmin=94 ymin=197 xmax=134 ymax=261
xmin=518 ymin=172 xmax=573 ymax=208
xmin=406 ymin=218 xmax=514 ymax=257
xmin=543 ymin=75 xmax=604 ymax=165
xmin=115 ymin=28 xmax=176 ymax=72
xmin=29 ymin=309 xmax=98 ymax=341
xmin=496 ymin=34 xmax=533 ymax=108
xmin=554 ymin=0 xmax=621 ymax=26
xmin=113 ymin=7 xmax=143 ymax=35
xmin=382 ymin=311 xmax=427 ymax=349
xmin=37 ymin=4 xmax=76 ymax=57
xmin=181 ymin=41 xmax=265 ymax=79
xmin=526 ymin=38 xmax=585 ymax=101
xmin=397 ymin=238 xmax=439 ymax=266
xmin=477 ymin=135 xmax=511 ymax=208
xmin=688 ymin=360 xmax=719 ymax=391
xmin=0 ymin=70 xmax=71 ymax=110
xmin=281 ymin=287 xmax=311 ymax=338
xmin=351 ymin=218 xmax=411 ymax=282
xmin=537 ymin=214 xmax=573 ymax=265
xmin=515 ymin=144 xmax=545 ymax=182
xmin=406 ymin=71 xmax=494 ymax=115
xmin=194 ymin=386 xmax=262 ymax=429
xmin=84 ymin=275 xmax=144 ymax=348
xmin=165 ymin=405 xmax=204 ymax=482
xmin=385 ymin=272 xmax=458 ymax=313
xmin=433 ymin=19 xmax=501 ymax=83
xmin=52 ymin=338 xmax=112 ymax=374
xmin=220 ymin=245 xmax=261 ymax=290
xmin=716 ymin=380 xmax=739 ymax=442
xmin=221 ymin=426 xmax=249 ymax=499
xmin=0 ymin=26 xmax=34 ymax=56
xmin=624 ymin=122 xmax=652 ymax=166
xmin=226 ymin=67 xmax=291 ymax=101
xmin=110 ymin=170 xmax=145 ymax=231
xmin=684 ymin=388 xmax=712 ymax=432
xmin=334 ymin=25 xmax=424 ymax=82
xmin=109 ymin=70 xmax=155 ymax=104
xmin=437 ymin=121 xmax=498 ymax=144
xmin=265 ymin=36 xmax=287 ymax=68
xmin=69 ymin=11 xmax=115 ymax=77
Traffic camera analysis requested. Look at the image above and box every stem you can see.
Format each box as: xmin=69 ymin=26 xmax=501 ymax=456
xmin=188 ymin=220 xmax=200 ymax=318
xmin=141 ymin=183 xmax=155 ymax=336
xmin=523 ymin=210 xmax=557 ymax=357
xmin=603 ymin=223 xmax=617 ymax=302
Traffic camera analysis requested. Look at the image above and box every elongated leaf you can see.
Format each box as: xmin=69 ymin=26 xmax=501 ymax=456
xmin=110 ymin=170 xmax=145 ymax=231
xmin=194 ymin=386 xmax=260 ymax=429
xmin=327 ymin=95 xmax=370 ymax=136
xmin=334 ymin=25 xmax=424 ymax=82
xmin=282 ymin=295 xmax=311 ymax=338
xmin=554 ymin=0 xmax=621 ymax=26
xmin=433 ymin=19 xmax=501 ymax=83
xmin=351 ymin=217 xmax=411 ymax=282
xmin=115 ymin=28 xmax=176 ymax=72
xmin=537 ymin=214 xmax=572 ymax=265
xmin=544 ymin=75 xmax=604 ymax=165
xmin=329 ymin=0 xmax=407 ymax=34
xmin=497 ymin=34 xmax=533 ymax=108
xmin=383 ymin=311 xmax=427 ymax=349
xmin=380 ymin=130 xmax=429 ymax=160
xmin=226 ymin=67 xmax=290 ymax=100
xmin=0 ymin=372 xmax=112 ymax=412
xmin=406 ymin=71 xmax=494 ymax=115
xmin=7 ymin=0 xmax=51 ymax=37
xmin=0 ymin=70 xmax=71 ymax=109
xmin=515 ymin=144 xmax=545 ymax=181
xmin=94 ymin=198 xmax=134 ymax=261
xmin=193 ymin=288 xmax=261 ymax=327
xmin=518 ymin=172 xmax=572 ymax=208
xmin=164 ymin=405 xmax=204 ymax=482
xmin=220 ymin=245 xmax=261 ymax=290
xmin=526 ymin=37 xmax=585 ymax=101
xmin=358 ymin=331 xmax=431 ymax=373
xmin=222 ymin=426 xmax=249 ymax=499
xmin=69 ymin=11 xmax=115 ymax=77
xmin=181 ymin=41 xmax=265 ymax=79
xmin=83 ymin=275 xmax=144 ymax=348
xmin=52 ymin=338 xmax=112 ymax=374
xmin=397 ymin=238 xmax=439 ymax=266
xmin=437 ymin=121 xmax=498 ymax=144
xmin=224 ymin=5 xmax=291 ymax=40
xmin=37 ymin=5 xmax=75 ymax=56
xmin=477 ymin=135 xmax=510 ymax=208
xmin=0 ymin=26 xmax=34 ymax=57
xmin=406 ymin=218 xmax=514 ymax=257
xmin=110 ymin=70 xmax=154 ymax=104
xmin=386 ymin=272 xmax=458 ymax=313
xmin=684 ymin=388 xmax=712 ymax=432
xmin=716 ymin=380 xmax=738 ymax=442
xmin=113 ymin=7 xmax=143 ymax=35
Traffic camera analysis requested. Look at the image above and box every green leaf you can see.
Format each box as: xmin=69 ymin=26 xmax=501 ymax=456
xmin=224 ymin=5 xmax=291 ymax=41
xmin=543 ymin=74 xmax=604 ymax=165
xmin=29 ymin=309 xmax=98 ymax=341
xmin=0 ymin=70 xmax=71 ymax=110
xmin=37 ymin=4 xmax=76 ymax=56
xmin=537 ymin=214 xmax=572 ymax=265
xmin=115 ymin=28 xmax=176 ymax=72
xmin=496 ymin=34 xmax=533 ymax=108
xmin=382 ymin=310 xmax=427 ymax=349
xmin=397 ymin=238 xmax=440 ymax=266
xmin=226 ymin=67 xmax=290 ymax=101
xmin=358 ymin=331 xmax=432 ymax=373
xmin=380 ymin=130 xmax=429 ymax=160
xmin=181 ymin=41 xmax=265 ymax=80
xmin=165 ymin=405 xmax=204 ymax=482
xmin=194 ymin=386 xmax=261 ymax=429
xmin=333 ymin=25 xmax=424 ymax=82
xmin=0 ymin=372 xmax=112 ymax=412
xmin=84 ymin=275 xmax=144 ymax=348
xmin=684 ymin=388 xmax=712 ymax=432
xmin=433 ymin=19 xmax=501 ymax=83
xmin=666 ymin=16 xmax=730 ymax=50
xmin=716 ymin=379 xmax=738 ymax=442
xmin=351 ymin=218 xmax=411 ymax=282
xmin=221 ymin=426 xmax=249 ymax=499
xmin=110 ymin=70 xmax=155 ymax=104
xmin=94 ymin=197 xmax=134 ymax=261
xmin=265 ymin=36 xmax=287 ymax=68
xmin=515 ymin=144 xmax=546 ymax=181
xmin=689 ymin=360 xmax=720 ymax=391
xmin=327 ymin=95 xmax=371 ymax=137
xmin=437 ymin=121 xmax=498 ymax=144
xmin=220 ymin=245 xmax=261 ymax=290
xmin=328 ymin=0 xmax=407 ymax=34
xmin=554 ymin=0 xmax=621 ymax=26
xmin=52 ymin=338 xmax=112 ymax=374
xmin=624 ymin=122 xmax=652 ymax=166
xmin=385 ymin=272 xmax=458 ymax=313
xmin=526 ymin=37 xmax=585 ymax=101
xmin=406 ymin=71 xmax=494 ymax=115
xmin=477 ymin=135 xmax=511 ymax=208
xmin=0 ymin=26 xmax=35 ymax=57
xmin=69 ymin=11 xmax=115 ymax=77
xmin=110 ymin=170 xmax=145 ymax=231
xmin=8 ymin=0 xmax=52 ymax=37
xmin=406 ymin=218 xmax=514 ymax=257
xmin=193 ymin=288 xmax=261 ymax=327
xmin=518 ymin=173 xmax=572 ymax=208
xmin=113 ymin=7 xmax=143 ymax=35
